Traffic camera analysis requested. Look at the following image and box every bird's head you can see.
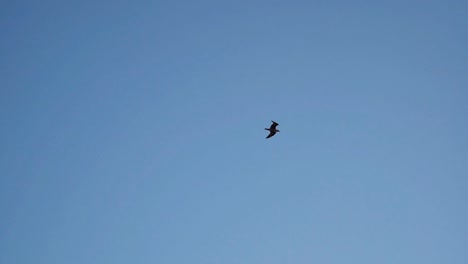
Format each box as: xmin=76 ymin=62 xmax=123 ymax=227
xmin=276 ymin=130 xmax=280 ymax=132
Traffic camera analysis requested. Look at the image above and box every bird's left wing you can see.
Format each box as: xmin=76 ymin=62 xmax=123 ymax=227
xmin=270 ymin=121 xmax=279 ymax=130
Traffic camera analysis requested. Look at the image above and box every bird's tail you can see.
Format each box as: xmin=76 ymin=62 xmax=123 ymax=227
xmin=265 ymin=128 xmax=270 ymax=131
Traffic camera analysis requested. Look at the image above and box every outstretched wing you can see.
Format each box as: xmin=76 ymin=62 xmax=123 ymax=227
xmin=270 ymin=120 xmax=279 ymax=130
xmin=266 ymin=131 xmax=276 ymax=139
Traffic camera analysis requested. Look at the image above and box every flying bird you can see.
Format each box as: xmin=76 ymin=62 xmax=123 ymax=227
xmin=265 ymin=120 xmax=280 ymax=139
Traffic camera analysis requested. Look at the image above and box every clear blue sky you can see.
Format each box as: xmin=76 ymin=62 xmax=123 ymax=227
xmin=1 ymin=0 xmax=467 ymax=263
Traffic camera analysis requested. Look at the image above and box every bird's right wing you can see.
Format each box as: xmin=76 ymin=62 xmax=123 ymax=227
xmin=266 ymin=131 xmax=275 ymax=139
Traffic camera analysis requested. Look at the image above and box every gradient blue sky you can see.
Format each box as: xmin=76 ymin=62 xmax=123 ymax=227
xmin=1 ymin=0 xmax=467 ymax=263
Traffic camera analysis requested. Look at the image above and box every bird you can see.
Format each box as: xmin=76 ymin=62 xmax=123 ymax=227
xmin=265 ymin=120 xmax=280 ymax=139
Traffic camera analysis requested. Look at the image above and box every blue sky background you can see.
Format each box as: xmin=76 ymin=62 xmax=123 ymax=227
xmin=1 ymin=0 xmax=467 ymax=263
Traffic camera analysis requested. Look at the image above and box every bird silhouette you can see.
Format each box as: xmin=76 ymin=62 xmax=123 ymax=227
xmin=265 ymin=120 xmax=280 ymax=139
